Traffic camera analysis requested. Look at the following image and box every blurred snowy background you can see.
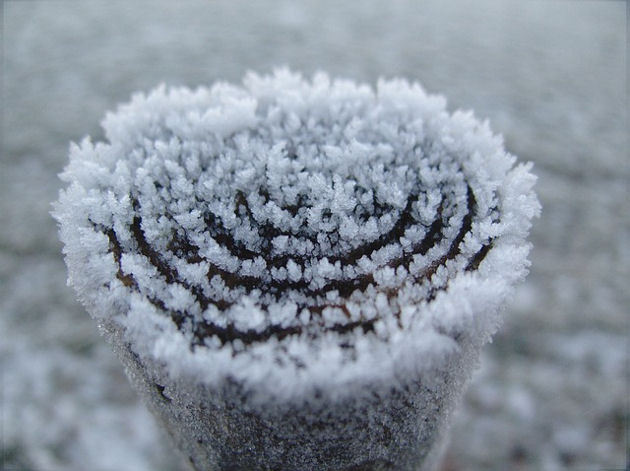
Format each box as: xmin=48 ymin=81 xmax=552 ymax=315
xmin=1 ymin=1 xmax=627 ymax=470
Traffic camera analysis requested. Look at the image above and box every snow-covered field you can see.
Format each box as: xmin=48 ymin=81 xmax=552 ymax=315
xmin=1 ymin=1 xmax=627 ymax=470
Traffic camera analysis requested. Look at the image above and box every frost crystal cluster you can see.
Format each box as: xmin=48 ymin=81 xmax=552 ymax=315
xmin=54 ymin=70 xmax=539 ymax=399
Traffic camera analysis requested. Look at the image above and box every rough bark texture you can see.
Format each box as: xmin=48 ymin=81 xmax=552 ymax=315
xmin=103 ymin=320 xmax=476 ymax=471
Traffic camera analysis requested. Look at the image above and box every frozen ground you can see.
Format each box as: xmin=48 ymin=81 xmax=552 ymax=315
xmin=1 ymin=1 xmax=627 ymax=470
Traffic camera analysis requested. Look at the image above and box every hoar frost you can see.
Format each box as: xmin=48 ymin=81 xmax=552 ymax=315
xmin=54 ymin=69 xmax=540 ymax=398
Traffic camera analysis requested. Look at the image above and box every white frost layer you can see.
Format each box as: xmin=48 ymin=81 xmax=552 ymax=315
xmin=53 ymin=69 xmax=540 ymax=400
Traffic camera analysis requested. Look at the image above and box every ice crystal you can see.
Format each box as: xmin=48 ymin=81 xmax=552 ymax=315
xmin=53 ymin=69 xmax=539 ymax=400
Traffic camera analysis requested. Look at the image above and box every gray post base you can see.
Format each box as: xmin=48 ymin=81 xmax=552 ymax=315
xmin=103 ymin=321 xmax=475 ymax=471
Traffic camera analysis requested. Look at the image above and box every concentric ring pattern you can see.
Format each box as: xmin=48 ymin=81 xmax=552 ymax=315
xmin=56 ymin=71 xmax=537 ymax=367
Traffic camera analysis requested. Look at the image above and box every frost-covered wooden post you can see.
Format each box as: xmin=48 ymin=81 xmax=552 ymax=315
xmin=54 ymin=70 xmax=539 ymax=471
